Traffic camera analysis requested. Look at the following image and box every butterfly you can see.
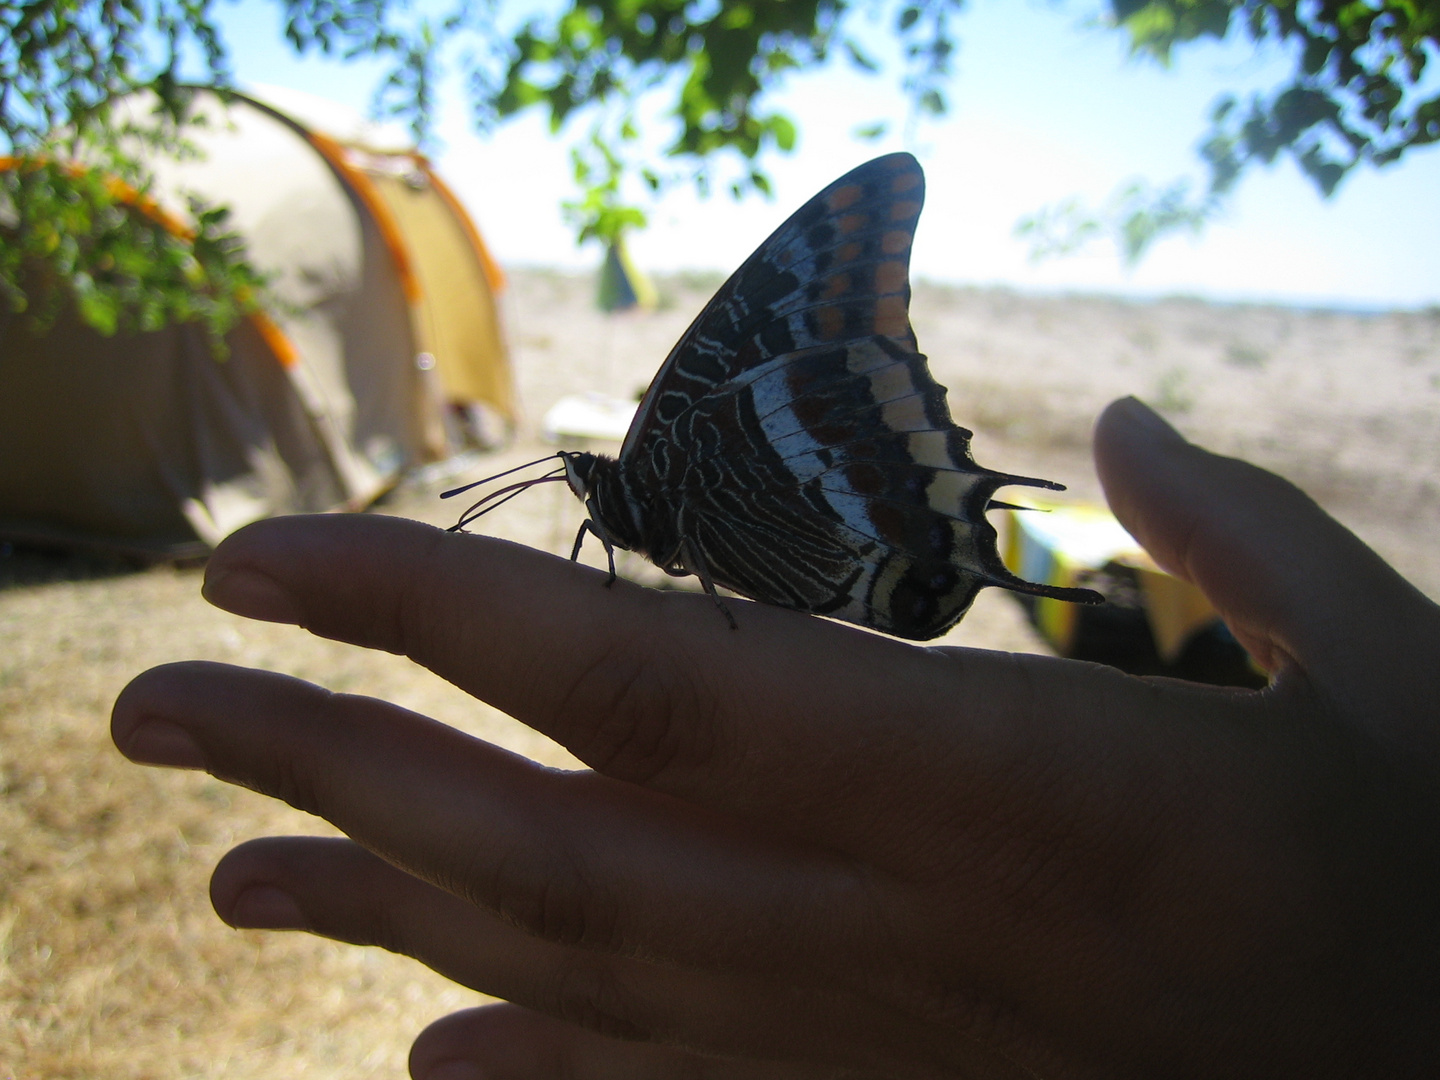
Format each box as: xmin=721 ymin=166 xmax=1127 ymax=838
xmin=449 ymin=152 xmax=1103 ymax=640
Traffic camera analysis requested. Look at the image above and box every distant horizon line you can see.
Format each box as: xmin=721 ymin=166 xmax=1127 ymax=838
xmin=495 ymin=263 xmax=1438 ymax=317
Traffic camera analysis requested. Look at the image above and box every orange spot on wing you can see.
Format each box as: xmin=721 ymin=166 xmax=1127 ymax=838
xmin=881 ymin=230 xmax=914 ymax=254
xmin=889 ymin=169 xmax=922 ymax=194
xmin=836 ymin=213 xmax=869 ymax=236
xmin=874 ymin=295 xmax=910 ymax=336
xmin=835 ymin=241 xmax=864 ymax=264
xmin=874 ymin=260 xmax=908 ymax=295
xmin=821 ymin=273 xmax=852 ymax=300
xmin=889 ymin=199 xmax=922 ymax=221
xmin=828 ymin=183 xmax=864 ymax=211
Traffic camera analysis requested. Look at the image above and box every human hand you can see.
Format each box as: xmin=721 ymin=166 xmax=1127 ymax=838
xmin=111 ymin=397 xmax=1440 ymax=1079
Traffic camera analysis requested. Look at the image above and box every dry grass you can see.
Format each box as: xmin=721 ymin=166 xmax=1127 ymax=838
xmin=0 ymin=549 xmax=567 ymax=1079
xmin=2 ymin=270 xmax=1437 ymax=1078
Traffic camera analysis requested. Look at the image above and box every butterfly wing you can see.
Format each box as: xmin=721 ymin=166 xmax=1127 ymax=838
xmin=619 ymin=153 xmax=1101 ymax=639
xmin=621 ymin=152 xmax=922 ymax=465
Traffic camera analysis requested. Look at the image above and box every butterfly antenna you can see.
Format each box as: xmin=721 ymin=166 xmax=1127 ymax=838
xmin=448 ymin=465 xmax=568 ymax=533
xmin=441 ymin=455 xmax=565 ymax=500
xmin=451 ymin=470 xmax=567 ymax=531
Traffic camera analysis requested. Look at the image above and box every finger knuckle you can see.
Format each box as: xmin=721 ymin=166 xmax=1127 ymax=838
xmin=397 ymin=527 xmax=462 ymax=658
xmin=246 ymin=687 xmax=348 ymax=817
xmin=543 ymin=955 xmax=654 ymax=1042
xmin=550 ymin=628 xmax=719 ymax=784
xmin=342 ymin=896 xmax=415 ymax=958
xmin=482 ymin=836 xmax=625 ymax=953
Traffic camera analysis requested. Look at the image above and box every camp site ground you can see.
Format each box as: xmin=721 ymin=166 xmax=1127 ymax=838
xmin=2 ymin=268 xmax=1439 ymax=1077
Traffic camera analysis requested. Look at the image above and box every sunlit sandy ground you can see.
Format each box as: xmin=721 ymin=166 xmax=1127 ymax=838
xmin=2 ymin=269 xmax=1436 ymax=1078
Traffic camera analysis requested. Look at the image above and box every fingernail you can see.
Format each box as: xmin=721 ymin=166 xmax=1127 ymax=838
xmin=228 ymin=885 xmax=307 ymax=930
xmin=123 ymin=719 xmax=207 ymax=769
xmin=203 ymin=567 xmax=300 ymax=623
xmin=423 ymin=1063 xmax=486 ymax=1080
xmin=1117 ymin=396 xmax=1186 ymax=446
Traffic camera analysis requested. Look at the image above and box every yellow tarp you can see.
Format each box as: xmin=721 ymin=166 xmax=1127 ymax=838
xmin=1001 ymin=499 xmax=1219 ymax=662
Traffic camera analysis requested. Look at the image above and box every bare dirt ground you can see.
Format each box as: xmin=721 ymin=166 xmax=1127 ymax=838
xmin=2 ymin=268 xmax=1437 ymax=1078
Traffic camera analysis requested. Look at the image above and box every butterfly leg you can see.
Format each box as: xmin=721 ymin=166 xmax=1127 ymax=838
xmin=682 ymin=538 xmax=738 ymax=631
xmin=570 ymin=520 xmax=619 ymax=587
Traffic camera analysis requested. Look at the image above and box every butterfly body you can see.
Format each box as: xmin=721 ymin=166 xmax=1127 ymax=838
xmin=561 ymin=451 xmax=686 ymax=576
xmin=487 ymin=153 xmax=1102 ymax=640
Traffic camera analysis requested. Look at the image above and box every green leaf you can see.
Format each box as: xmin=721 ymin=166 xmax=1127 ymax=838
xmin=767 ymin=113 xmax=797 ymax=151
xmin=843 ymin=38 xmax=881 ymax=72
xmin=75 ymin=280 xmax=120 ymax=336
xmin=8 ymin=0 xmax=1438 ymax=337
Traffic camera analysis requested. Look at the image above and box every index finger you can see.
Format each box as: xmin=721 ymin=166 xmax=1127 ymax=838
xmin=199 ymin=514 xmax=1137 ymax=843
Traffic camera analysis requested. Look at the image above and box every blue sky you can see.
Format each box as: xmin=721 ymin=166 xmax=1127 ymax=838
xmin=217 ymin=0 xmax=1440 ymax=309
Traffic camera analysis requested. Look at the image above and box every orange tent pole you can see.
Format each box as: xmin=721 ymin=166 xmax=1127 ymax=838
xmin=303 ymin=131 xmax=423 ymax=304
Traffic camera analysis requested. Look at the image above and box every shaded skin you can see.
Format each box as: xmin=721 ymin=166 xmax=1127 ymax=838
xmin=112 ymin=398 xmax=1440 ymax=1079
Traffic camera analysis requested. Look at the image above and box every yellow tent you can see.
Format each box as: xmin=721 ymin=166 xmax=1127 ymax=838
xmin=0 ymin=88 xmax=514 ymax=558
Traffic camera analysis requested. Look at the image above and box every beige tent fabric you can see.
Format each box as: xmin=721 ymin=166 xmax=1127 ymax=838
xmin=242 ymin=85 xmax=515 ymax=424
xmin=140 ymin=92 xmax=418 ymax=502
xmin=0 ymin=88 xmax=514 ymax=555
xmin=367 ymin=163 xmax=515 ymax=418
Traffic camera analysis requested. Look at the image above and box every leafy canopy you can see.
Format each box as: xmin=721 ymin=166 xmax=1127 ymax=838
xmin=2 ymin=0 xmax=1437 ymax=340
xmin=1023 ymin=0 xmax=1440 ymax=260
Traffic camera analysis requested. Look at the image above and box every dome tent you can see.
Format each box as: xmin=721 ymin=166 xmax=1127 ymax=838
xmin=0 ymin=87 xmax=513 ymax=559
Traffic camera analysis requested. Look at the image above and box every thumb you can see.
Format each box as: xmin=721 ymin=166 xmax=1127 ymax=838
xmin=1093 ymin=398 xmax=1440 ymax=748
